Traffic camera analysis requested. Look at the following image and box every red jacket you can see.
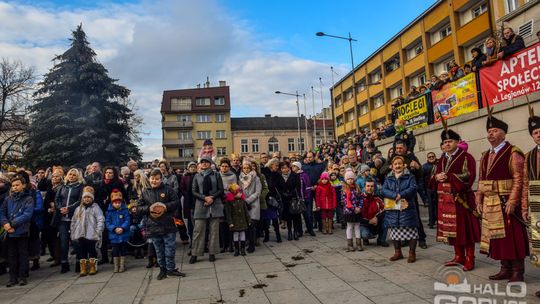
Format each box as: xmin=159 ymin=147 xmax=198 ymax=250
xmin=315 ymin=182 xmax=337 ymax=210
xmin=361 ymin=193 xmax=384 ymax=221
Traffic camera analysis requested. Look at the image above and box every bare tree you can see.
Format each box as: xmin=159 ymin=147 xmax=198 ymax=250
xmin=0 ymin=58 xmax=35 ymax=162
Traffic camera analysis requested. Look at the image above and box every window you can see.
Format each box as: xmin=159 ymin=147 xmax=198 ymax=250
xmin=372 ymin=95 xmax=384 ymax=109
xmin=389 ymin=86 xmax=403 ymax=99
xmin=407 ymin=42 xmax=423 ymax=60
xmin=215 ymin=113 xmax=225 ymax=122
xmin=176 ymin=114 xmax=191 ymax=122
xmin=216 ymin=130 xmax=226 ymax=139
xmin=465 ymin=40 xmax=487 ymax=61
xmin=346 ymin=110 xmax=354 ymax=122
xmin=472 ymin=3 xmax=487 ymax=18
xmin=344 ymin=88 xmax=353 ymax=100
xmin=373 ymin=118 xmax=386 ymax=128
xmin=336 ymin=115 xmax=344 ymax=126
xmin=298 ymin=138 xmax=305 ymax=152
xmin=439 ymin=25 xmax=452 ymax=40
xmin=417 ymin=73 xmax=426 ymax=85
xmin=370 ymin=70 xmax=382 ymax=83
xmin=196 ymin=114 xmax=211 ymax=122
xmin=178 ymin=148 xmax=193 ymax=158
xmin=434 ymin=57 xmax=454 ymax=76
xmin=241 ymin=139 xmax=249 ymax=153
xmin=334 ymin=96 xmax=342 ymax=107
xmin=251 ymin=139 xmax=259 ymax=153
xmin=359 ymin=102 xmax=369 ymax=116
xmin=385 ymin=56 xmax=400 ymax=73
xmin=195 ymin=97 xmax=211 ymax=106
xmin=214 ymin=96 xmax=225 ymax=106
xmin=197 ymin=131 xmax=211 ymax=139
xmin=518 ymin=20 xmax=534 ymax=38
xmin=217 ymin=147 xmax=226 ymax=156
xmin=268 ymin=137 xmax=279 ymax=153
xmin=170 ymin=97 xmax=191 ymax=111
xmin=506 ymin=0 xmax=518 ymax=13
xmin=288 ymin=138 xmax=295 ymax=152
xmin=356 ymin=79 xmax=366 ymax=93
xmin=431 ymin=23 xmax=451 ymax=44
xmin=178 ymin=131 xmax=192 ymax=140
xmin=316 ymin=139 xmax=322 ymax=146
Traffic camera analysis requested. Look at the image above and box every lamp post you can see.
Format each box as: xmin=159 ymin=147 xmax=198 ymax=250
xmin=310 ymin=86 xmax=317 ymax=148
xmin=316 ymin=31 xmax=358 ymax=135
xmin=319 ymin=77 xmax=327 ymax=144
xmin=275 ymin=90 xmax=303 ymax=154
xmin=302 ymin=93 xmax=309 ymax=151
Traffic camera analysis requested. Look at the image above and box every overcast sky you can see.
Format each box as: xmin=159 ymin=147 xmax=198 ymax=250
xmin=0 ymin=0 xmax=435 ymax=161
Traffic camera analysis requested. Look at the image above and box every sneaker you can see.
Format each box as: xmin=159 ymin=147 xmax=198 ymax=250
xmin=189 ymin=256 xmax=197 ymax=264
xmin=19 ymin=278 xmax=27 ymax=286
xmin=363 ymin=239 xmax=369 ymax=246
xmin=166 ymin=269 xmax=186 ymax=277
xmin=157 ymin=268 xmax=167 ymax=280
xmin=6 ymin=281 xmax=18 ymax=287
xmin=209 ymin=254 xmax=216 ymax=262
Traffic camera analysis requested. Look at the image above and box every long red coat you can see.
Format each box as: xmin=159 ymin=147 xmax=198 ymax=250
xmin=315 ymin=182 xmax=337 ymax=210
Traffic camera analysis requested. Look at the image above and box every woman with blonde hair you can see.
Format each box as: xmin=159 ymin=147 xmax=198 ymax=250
xmin=483 ymin=37 xmax=500 ymax=66
xmin=55 ymin=168 xmax=84 ymax=273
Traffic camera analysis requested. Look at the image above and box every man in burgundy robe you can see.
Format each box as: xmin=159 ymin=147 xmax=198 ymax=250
xmin=429 ymin=129 xmax=480 ymax=271
xmin=476 ymin=115 xmax=528 ymax=282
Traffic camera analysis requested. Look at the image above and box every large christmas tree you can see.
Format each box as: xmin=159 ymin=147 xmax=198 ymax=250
xmin=25 ymin=25 xmax=141 ymax=167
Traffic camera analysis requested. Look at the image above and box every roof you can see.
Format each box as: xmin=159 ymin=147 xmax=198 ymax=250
xmin=231 ymin=116 xmax=309 ymax=131
xmin=161 ymin=86 xmax=231 ymax=112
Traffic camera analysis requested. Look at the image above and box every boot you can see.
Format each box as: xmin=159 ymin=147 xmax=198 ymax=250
xmin=328 ymin=220 xmax=333 ymax=235
xmin=60 ymin=262 xmax=70 ymax=273
xmin=88 ymin=258 xmax=97 ymax=275
xmin=157 ymin=267 xmax=167 ymax=280
xmin=356 ymin=238 xmax=364 ymax=252
xmin=113 ymin=257 xmax=120 ymax=273
xmin=407 ymin=239 xmax=417 ymax=263
xmin=79 ymin=259 xmax=88 ymax=277
xmin=347 ymin=239 xmax=354 ymax=252
xmin=445 ymin=245 xmax=465 ymax=266
xmin=462 ymin=244 xmax=475 ymax=271
xmin=30 ymin=259 xmax=40 ymax=271
xmin=146 ymin=256 xmax=156 ymax=268
xmin=489 ymin=260 xmax=512 ymax=280
xmin=240 ymin=241 xmax=246 ymax=256
xmin=234 ymin=242 xmax=240 ymax=257
xmin=389 ymin=241 xmax=403 ymax=261
xmin=508 ymin=259 xmax=525 ymax=282
xmin=287 ymin=229 xmax=293 ymax=241
xmin=273 ymin=222 xmax=282 ymax=243
xmin=322 ymin=219 xmax=328 ymax=235
xmin=119 ymin=256 xmax=126 ymax=273
xmin=263 ymin=230 xmax=269 ymax=243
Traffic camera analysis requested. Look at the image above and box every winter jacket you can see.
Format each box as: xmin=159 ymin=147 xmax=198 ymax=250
xmin=341 ymin=186 xmax=362 ymax=216
xmin=192 ymin=170 xmax=224 ymax=219
xmin=361 ymin=193 xmax=384 ymax=224
xmin=258 ymin=173 xmax=269 ymax=210
xmin=502 ymin=34 xmax=525 ymax=58
xmin=106 ymin=203 xmax=131 ymax=244
xmin=382 ymin=170 xmax=419 ymax=228
xmin=179 ymin=172 xmax=196 ymax=218
xmin=162 ymin=173 xmax=179 ymax=194
xmin=136 ymin=183 xmax=179 ymax=238
xmin=0 ymin=191 xmax=34 ymax=237
xmin=70 ymin=202 xmax=105 ymax=241
xmin=224 ymin=196 xmax=251 ymax=231
xmin=240 ymin=174 xmax=261 ymax=221
xmin=315 ymin=182 xmax=336 ymax=210
xmin=101 ymin=179 xmax=127 ymax=210
xmin=297 ymin=171 xmax=312 ymax=201
xmin=55 ymin=182 xmax=84 ymax=221
xmin=302 ymin=161 xmax=326 ymax=189
xmin=30 ymin=189 xmax=45 ymax=231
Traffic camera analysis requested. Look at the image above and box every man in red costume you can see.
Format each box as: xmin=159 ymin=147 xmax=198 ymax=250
xmin=430 ymin=128 xmax=480 ymax=271
xmin=476 ymin=114 xmax=528 ymax=282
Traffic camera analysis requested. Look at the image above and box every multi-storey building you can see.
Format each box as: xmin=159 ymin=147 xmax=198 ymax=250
xmin=331 ymin=0 xmax=517 ymax=139
xmin=161 ymin=81 xmax=232 ymax=168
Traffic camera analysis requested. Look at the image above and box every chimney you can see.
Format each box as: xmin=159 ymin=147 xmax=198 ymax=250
xmin=196 ymin=84 xmax=201 ymax=89
xmin=205 ymin=76 xmax=210 ymax=88
xmin=219 ymin=80 xmax=226 ymax=87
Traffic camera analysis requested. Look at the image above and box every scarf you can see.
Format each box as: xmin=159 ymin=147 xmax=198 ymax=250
xmin=345 ymin=189 xmax=353 ymax=209
xmin=486 ymin=47 xmax=494 ymax=56
xmin=240 ymin=170 xmax=256 ymax=190
xmin=104 ymin=179 xmax=111 ymax=185
xmin=282 ymin=172 xmax=290 ymax=182
xmin=202 ymin=169 xmax=213 ymax=196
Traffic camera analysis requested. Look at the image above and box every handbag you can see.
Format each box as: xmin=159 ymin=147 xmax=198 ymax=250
xmin=289 ymin=188 xmax=306 ymax=215
xmin=267 ymin=187 xmax=282 ymax=209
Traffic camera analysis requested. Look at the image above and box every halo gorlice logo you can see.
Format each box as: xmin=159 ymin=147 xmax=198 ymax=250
xmin=433 ymin=266 xmax=527 ymax=304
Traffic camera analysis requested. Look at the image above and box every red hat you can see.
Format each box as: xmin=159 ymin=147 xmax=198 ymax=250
xmin=110 ymin=189 xmax=123 ymax=203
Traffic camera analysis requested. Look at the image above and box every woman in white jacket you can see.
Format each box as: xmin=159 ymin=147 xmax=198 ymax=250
xmin=239 ymin=160 xmax=261 ymax=253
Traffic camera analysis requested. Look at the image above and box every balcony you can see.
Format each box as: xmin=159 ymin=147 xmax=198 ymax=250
xmin=163 ymin=139 xmax=194 ymax=146
xmin=162 ymin=121 xmax=193 ymax=129
xmin=456 ymin=13 xmax=490 ymax=45
xmin=427 ymin=35 xmax=453 ymax=63
xmin=404 ymin=53 xmax=425 ymax=76
xmin=167 ymin=157 xmax=196 ymax=163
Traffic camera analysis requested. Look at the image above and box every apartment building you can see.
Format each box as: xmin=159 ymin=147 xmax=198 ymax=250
xmin=161 ymin=81 xmax=233 ymax=168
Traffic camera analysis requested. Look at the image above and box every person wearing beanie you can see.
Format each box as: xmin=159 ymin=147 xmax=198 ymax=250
xmin=477 ymin=111 xmax=528 ymax=283
xmin=106 ymin=189 xmax=130 ymax=273
xmin=71 ymin=186 xmax=104 ymax=276
xmin=429 ymin=128 xmax=480 ymax=271
xmin=315 ymin=172 xmax=337 ymax=235
xmin=356 ymin=164 xmax=371 ymax=193
xmin=341 ymin=169 xmax=363 ymax=252
xmin=198 ymin=139 xmax=217 ymax=163
xmin=523 ymin=112 xmax=540 ymax=298
xmin=291 ymin=161 xmax=312 ymax=237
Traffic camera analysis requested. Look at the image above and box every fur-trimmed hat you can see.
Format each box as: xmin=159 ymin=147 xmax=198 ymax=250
xmin=291 ymin=161 xmax=302 ymax=170
xmin=440 ymin=129 xmax=461 ymax=141
xmin=486 ymin=115 xmax=508 ymax=133
xmin=529 ymin=115 xmax=540 ymax=135
xmin=82 ymin=186 xmax=95 ymax=200
xmin=110 ymin=189 xmax=123 ymax=203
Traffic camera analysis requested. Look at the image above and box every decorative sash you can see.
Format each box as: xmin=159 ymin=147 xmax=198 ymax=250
xmin=528 ymin=180 xmax=540 ymax=267
xmin=436 ymin=183 xmax=456 ymax=243
xmin=479 ymin=180 xmax=511 ymax=254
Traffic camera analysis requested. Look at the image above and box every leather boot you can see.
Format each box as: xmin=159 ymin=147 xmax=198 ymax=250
xmin=79 ymin=259 xmax=87 ymax=277
xmin=347 ymin=239 xmax=354 ymax=252
xmin=328 ymin=220 xmax=333 ymax=235
xmin=119 ymin=256 xmax=126 ymax=273
xmin=240 ymin=241 xmax=246 ymax=256
xmin=234 ymin=242 xmax=240 ymax=257
xmin=322 ymin=219 xmax=328 ymax=234
xmin=61 ymin=262 xmax=70 ymax=274
xmin=113 ymin=257 xmax=120 ymax=273
xmin=489 ymin=260 xmax=512 ymax=280
xmin=508 ymin=259 xmax=525 ymax=282
xmin=445 ymin=244 xmax=465 ymax=266
xmin=462 ymin=244 xmax=475 ymax=271
xmin=356 ymin=238 xmax=364 ymax=252
xmin=389 ymin=241 xmax=403 ymax=261
xmin=407 ymin=239 xmax=417 ymax=263
xmin=287 ymin=229 xmax=293 ymax=241
xmin=88 ymin=258 xmax=97 ymax=275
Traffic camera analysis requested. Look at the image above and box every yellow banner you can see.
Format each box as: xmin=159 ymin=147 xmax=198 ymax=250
xmin=431 ymin=73 xmax=479 ymax=123
xmin=396 ymin=94 xmax=429 ymax=130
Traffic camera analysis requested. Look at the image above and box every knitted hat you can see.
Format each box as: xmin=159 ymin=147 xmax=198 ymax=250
xmin=320 ymin=172 xmax=330 ymax=181
xmin=82 ymin=186 xmax=94 ymax=200
xmin=187 ymin=161 xmax=197 ymax=168
xmin=359 ymin=164 xmax=370 ymax=174
xmin=110 ymin=189 xmax=123 ymax=203
xmin=291 ymin=161 xmax=302 ymax=170
xmin=199 ymin=155 xmax=213 ymax=164
xmin=203 ymin=139 xmax=213 ymax=146
xmin=344 ymin=169 xmax=356 ymax=181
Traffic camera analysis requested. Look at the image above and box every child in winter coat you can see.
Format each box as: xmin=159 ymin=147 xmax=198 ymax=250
xmin=224 ymin=183 xmax=251 ymax=256
xmin=106 ymin=189 xmax=130 ymax=273
xmin=71 ymin=186 xmax=105 ymax=276
xmin=329 ymin=172 xmax=344 ymax=229
xmin=341 ymin=169 xmax=363 ymax=252
xmin=315 ymin=172 xmax=337 ymax=235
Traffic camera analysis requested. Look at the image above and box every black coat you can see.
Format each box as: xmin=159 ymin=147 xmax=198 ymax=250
xmin=277 ymin=172 xmax=301 ymax=219
xmin=136 ymin=183 xmax=179 ymax=238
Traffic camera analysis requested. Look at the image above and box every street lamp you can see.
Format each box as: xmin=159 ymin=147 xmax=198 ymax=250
xmin=316 ymin=31 xmax=359 ymax=135
xmin=275 ymin=91 xmax=303 ymax=154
